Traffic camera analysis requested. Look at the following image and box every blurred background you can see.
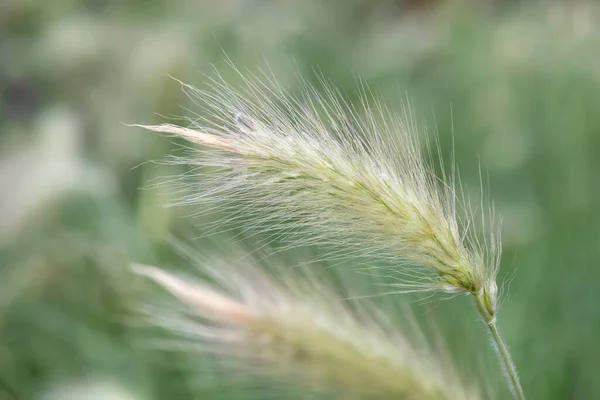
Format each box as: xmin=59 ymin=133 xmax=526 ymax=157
xmin=1 ymin=0 xmax=599 ymax=399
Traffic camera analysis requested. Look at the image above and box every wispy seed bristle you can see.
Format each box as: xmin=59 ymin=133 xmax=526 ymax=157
xmin=134 ymin=261 xmax=479 ymax=400
xmin=134 ymin=70 xmax=501 ymax=321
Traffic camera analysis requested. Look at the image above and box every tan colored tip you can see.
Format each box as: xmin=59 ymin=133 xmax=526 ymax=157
xmin=132 ymin=263 xmax=252 ymax=325
xmin=131 ymin=124 xmax=237 ymax=152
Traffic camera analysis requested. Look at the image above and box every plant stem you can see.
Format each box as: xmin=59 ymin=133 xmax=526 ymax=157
xmin=475 ymin=298 xmax=525 ymax=400
xmin=487 ymin=322 xmax=525 ymax=400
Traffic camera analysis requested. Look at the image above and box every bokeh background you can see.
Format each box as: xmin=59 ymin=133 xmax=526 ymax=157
xmin=1 ymin=0 xmax=599 ymax=399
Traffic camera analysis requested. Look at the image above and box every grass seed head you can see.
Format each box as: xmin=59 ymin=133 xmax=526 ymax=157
xmin=134 ymin=259 xmax=480 ymax=400
xmin=134 ymin=69 xmax=501 ymax=321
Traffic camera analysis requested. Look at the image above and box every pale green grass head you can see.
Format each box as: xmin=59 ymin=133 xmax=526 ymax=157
xmin=134 ymin=69 xmax=501 ymax=322
xmin=133 ymin=257 xmax=480 ymax=400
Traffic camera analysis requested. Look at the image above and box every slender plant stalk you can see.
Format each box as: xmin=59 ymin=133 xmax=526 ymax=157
xmin=475 ymin=297 xmax=525 ymax=400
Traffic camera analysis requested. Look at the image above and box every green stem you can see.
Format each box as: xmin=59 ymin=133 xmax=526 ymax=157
xmin=475 ymin=299 xmax=525 ymax=400
xmin=488 ymin=322 xmax=525 ymax=400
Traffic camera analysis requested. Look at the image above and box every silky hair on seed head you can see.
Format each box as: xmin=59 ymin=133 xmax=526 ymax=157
xmin=134 ymin=69 xmax=500 ymax=322
xmin=133 ymin=253 xmax=480 ymax=400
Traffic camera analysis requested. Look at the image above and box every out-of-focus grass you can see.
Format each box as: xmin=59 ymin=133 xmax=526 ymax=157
xmin=1 ymin=1 xmax=599 ymax=398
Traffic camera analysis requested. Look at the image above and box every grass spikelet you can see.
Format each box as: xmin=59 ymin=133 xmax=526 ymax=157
xmin=133 ymin=70 xmax=499 ymax=321
xmin=133 ymin=261 xmax=479 ymax=400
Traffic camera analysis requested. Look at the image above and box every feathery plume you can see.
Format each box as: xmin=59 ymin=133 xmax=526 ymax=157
xmin=133 ymin=70 xmax=500 ymax=323
xmin=133 ymin=260 xmax=479 ymax=400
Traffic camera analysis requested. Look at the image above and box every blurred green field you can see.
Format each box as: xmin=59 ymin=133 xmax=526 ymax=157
xmin=1 ymin=1 xmax=600 ymax=399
